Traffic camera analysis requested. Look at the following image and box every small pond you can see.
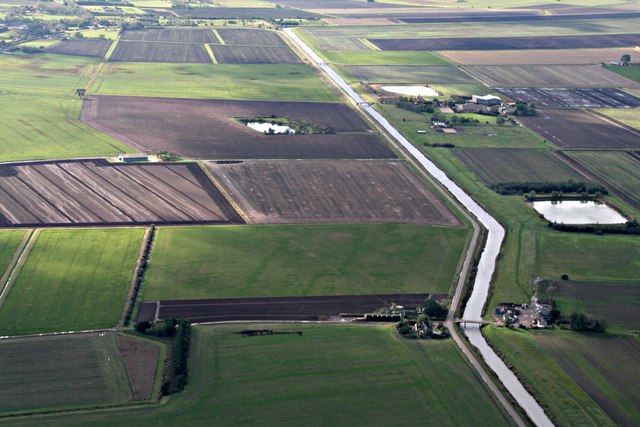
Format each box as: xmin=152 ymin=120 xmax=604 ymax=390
xmin=530 ymin=200 xmax=627 ymax=224
xmin=381 ymin=85 xmax=439 ymax=97
xmin=245 ymin=122 xmax=295 ymax=134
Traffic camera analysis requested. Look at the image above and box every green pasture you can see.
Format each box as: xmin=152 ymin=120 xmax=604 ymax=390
xmin=0 ymin=228 xmax=144 ymax=336
xmin=323 ymin=50 xmax=450 ymax=65
xmin=597 ymin=108 xmax=640 ymax=130
xmin=144 ymin=224 xmax=469 ymax=300
xmin=0 ymin=230 xmax=27 ymax=278
xmin=0 ymin=54 xmax=132 ymax=161
xmin=90 ymin=63 xmax=339 ymax=102
xmin=605 ymin=64 xmax=640 ymax=83
xmin=485 ymin=328 xmax=639 ymax=426
xmin=536 ymin=233 xmax=640 ymax=282
xmin=19 ymin=324 xmax=511 ymax=426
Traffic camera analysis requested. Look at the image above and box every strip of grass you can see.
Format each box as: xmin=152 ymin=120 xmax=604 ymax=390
xmin=20 ymin=324 xmax=511 ymax=426
xmin=91 ymin=63 xmax=339 ymax=102
xmin=144 ymin=224 xmax=469 ymax=300
xmin=0 ymin=230 xmax=27 ymax=277
xmin=536 ymin=233 xmax=640 ymax=282
xmin=0 ymin=228 xmax=144 ymax=336
xmin=597 ymin=108 xmax=640 ymax=130
xmin=323 ymin=50 xmax=450 ymax=65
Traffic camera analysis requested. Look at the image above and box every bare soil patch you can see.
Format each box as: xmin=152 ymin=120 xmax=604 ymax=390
xmin=109 ymin=41 xmax=212 ymax=64
xmin=496 ymin=87 xmax=640 ymax=108
xmin=137 ymin=293 xmax=440 ymax=323
xmin=439 ymin=48 xmax=639 ymax=66
xmin=120 ymin=28 xmax=218 ymax=43
xmin=0 ymin=160 xmax=242 ymax=226
xmin=48 ymin=39 xmax=113 ymax=58
xmin=209 ymin=45 xmax=301 ymax=64
xmin=116 ymin=334 xmax=160 ymax=401
xmin=452 ymin=148 xmax=585 ymax=186
xmin=370 ymin=34 xmax=640 ymax=51
xmin=518 ymin=110 xmax=640 ymax=149
xmin=215 ymin=28 xmax=287 ymax=46
xmin=205 ymin=160 xmax=463 ymax=226
xmin=172 ymin=7 xmax=321 ymax=19
xmin=467 ymin=65 xmax=639 ymax=87
xmin=82 ymin=95 xmax=395 ymax=160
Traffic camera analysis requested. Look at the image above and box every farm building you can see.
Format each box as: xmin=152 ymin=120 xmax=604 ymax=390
xmin=118 ymin=153 xmax=149 ymax=163
xmin=472 ymin=94 xmax=502 ymax=106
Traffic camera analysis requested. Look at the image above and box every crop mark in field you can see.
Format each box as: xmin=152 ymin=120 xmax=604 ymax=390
xmin=0 ymin=230 xmax=38 ymax=309
xmin=212 ymin=29 xmax=225 ymax=45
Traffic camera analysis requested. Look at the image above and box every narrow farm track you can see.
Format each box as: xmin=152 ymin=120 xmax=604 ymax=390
xmin=284 ymin=28 xmax=553 ymax=427
xmin=0 ymin=229 xmax=39 ymax=309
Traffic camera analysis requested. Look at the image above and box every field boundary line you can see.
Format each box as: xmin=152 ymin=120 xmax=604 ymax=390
xmin=212 ymin=29 xmax=225 ymax=45
xmin=120 ymin=227 xmax=153 ymax=327
xmin=358 ymin=38 xmax=380 ymax=51
xmin=197 ymin=162 xmax=251 ymax=224
xmin=203 ymin=43 xmax=217 ymax=64
xmin=0 ymin=229 xmax=40 ymax=309
xmin=104 ymin=33 xmax=120 ymax=61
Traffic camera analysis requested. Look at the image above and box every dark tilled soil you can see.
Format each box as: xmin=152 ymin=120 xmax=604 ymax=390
xmin=370 ymin=33 xmax=640 ymax=51
xmin=48 ymin=39 xmax=113 ymax=58
xmin=116 ymin=335 xmax=160 ymax=401
xmin=518 ymin=109 xmax=640 ymax=149
xmin=0 ymin=159 xmax=242 ymax=226
xmin=205 ymin=159 xmax=464 ymax=226
xmin=497 ymin=88 xmax=640 ymax=108
xmin=82 ymin=95 xmax=395 ymax=160
xmin=137 ymin=294 xmax=442 ymax=323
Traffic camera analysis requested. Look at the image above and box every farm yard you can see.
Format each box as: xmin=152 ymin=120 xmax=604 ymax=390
xmin=538 ymin=280 xmax=639 ymax=333
xmin=437 ymin=48 xmax=640 ymax=66
xmin=518 ymin=110 xmax=640 ymax=149
xmin=496 ymin=88 xmax=640 ymax=108
xmin=0 ymin=160 xmax=241 ymax=226
xmin=205 ymin=160 xmax=463 ymax=226
xmin=452 ymin=148 xmax=585 ymax=186
xmin=0 ymin=228 xmax=143 ymax=336
xmin=137 ymin=294 xmax=437 ymax=323
xmin=109 ymin=41 xmax=212 ymax=63
xmin=565 ymin=151 xmax=640 ymax=209
xmin=143 ymin=225 xmax=469 ymax=300
xmin=209 ymin=45 xmax=301 ymax=64
xmin=82 ymin=96 xmax=394 ymax=159
xmin=370 ymin=33 xmax=640 ymax=51
xmin=0 ymin=333 xmax=160 ymax=414
xmin=339 ymin=65 xmax=475 ymax=84
xmin=466 ymin=65 xmax=640 ymax=87
xmin=47 ymin=38 xmax=114 ymax=58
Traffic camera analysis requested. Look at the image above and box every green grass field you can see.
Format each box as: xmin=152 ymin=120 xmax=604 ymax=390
xmin=144 ymin=224 xmax=469 ymax=300
xmin=323 ymin=50 xmax=450 ymax=65
xmin=0 ymin=230 xmax=27 ymax=278
xmin=18 ymin=324 xmax=511 ymax=426
xmin=485 ymin=328 xmax=639 ymax=426
xmin=90 ymin=63 xmax=338 ymax=102
xmin=0 ymin=228 xmax=144 ymax=336
xmin=0 ymin=333 xmax=134 ymax=414
xmin=0 ymin=54 xmax=133 ymax=161
xmin=604 ymin=65 xmax=640 ymax=83
xmin=536 ymin=232 xmax=640 ymax=282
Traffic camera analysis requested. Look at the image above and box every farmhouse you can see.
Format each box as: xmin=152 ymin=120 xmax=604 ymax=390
xmin=472 ymin=94 xmax=502 ymax=106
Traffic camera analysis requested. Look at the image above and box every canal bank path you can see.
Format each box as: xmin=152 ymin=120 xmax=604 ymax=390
xmin=285 ymin=27 xmax=554 ymax=427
